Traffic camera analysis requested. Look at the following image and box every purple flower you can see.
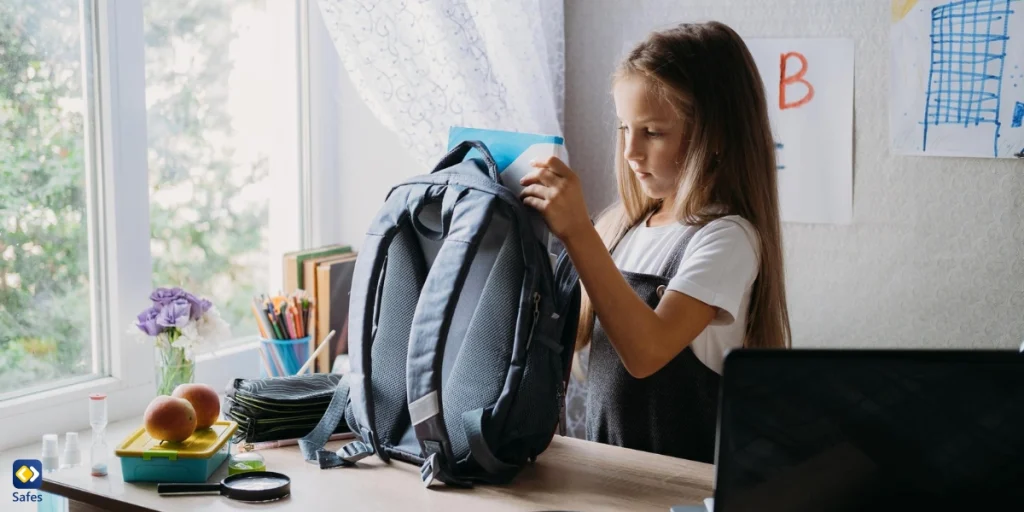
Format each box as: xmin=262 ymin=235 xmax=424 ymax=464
xmin=135 ymin=306 xmax=163 ymax=336
xmin=150 ymin=287 xmax=186 ymax=306
xmin=156 ymin=298 xmax=192 ymax=329
xmin=182 ymin=292 xmax=213 ymax=320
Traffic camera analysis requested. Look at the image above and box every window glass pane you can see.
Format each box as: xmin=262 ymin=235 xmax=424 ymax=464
xmin=143 ymin=0 xmax=272 ymax=342
xmin=0 ymin=0 xmax=95 ymax=395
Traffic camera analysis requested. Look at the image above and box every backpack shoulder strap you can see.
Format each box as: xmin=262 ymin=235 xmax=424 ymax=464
xmin=297 ymin=228 xmax=391 ymax=466
xmin=407 ymin=185 xmax=496 ymax=488
xmin=299 ymin=183 xmax=427 ymax=466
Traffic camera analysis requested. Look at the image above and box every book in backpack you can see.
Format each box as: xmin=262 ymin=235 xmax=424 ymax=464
xmin=299 ymin=140 xmax=582 ymax=487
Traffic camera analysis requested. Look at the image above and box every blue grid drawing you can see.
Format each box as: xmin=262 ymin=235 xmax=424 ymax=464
xmin=923 ymin=0 xmax=1016 ymax=156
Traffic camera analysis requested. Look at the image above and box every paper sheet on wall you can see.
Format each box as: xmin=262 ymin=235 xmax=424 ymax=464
xmin=891 ymin=0 xmax=1024 ymax=158
xmin=747 ymin=38 xmax=854 ymax=224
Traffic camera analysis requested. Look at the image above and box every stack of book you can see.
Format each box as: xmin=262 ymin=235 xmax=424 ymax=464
xmin=282 ymin=244 xmax=358 ymax=373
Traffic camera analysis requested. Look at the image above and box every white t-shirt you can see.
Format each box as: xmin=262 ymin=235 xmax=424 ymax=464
xmin=611 ymin=214 xmax=760 ymax=374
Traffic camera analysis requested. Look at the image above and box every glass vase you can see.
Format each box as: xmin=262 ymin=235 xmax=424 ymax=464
xmin=155 ymin=332 xmax=195 ymax=396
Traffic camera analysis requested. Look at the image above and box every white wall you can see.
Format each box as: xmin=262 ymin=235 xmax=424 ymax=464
xmin=565 ymin=0 xmax=1023 ymax=349
xmin=333 ymin=65 xmax=421 ymax=247
xmin=309 ymin=0 xmax=421 ymax=252
xmin=328 ymin=1 xmax=1023 ymax=350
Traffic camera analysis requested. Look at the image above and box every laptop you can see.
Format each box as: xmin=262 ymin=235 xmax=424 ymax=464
xmin=677 ymin=349 xmax=1024 ymax=512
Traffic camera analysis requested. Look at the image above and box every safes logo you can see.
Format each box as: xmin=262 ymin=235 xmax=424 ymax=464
xmin=12 ymin=460 xmax=41 ymax=490
xmin=10 ymin=459 xmax=44 ymax=505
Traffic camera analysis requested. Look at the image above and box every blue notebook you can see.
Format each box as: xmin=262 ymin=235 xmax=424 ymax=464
xmin=447 ymin=127 xmax=569 ymax=263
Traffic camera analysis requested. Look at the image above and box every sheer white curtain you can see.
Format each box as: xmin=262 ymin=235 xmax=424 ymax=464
xmin=315 ymin=0 xmax=565 ymax=168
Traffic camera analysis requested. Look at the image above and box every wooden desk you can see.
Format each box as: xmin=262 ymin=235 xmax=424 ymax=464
xmin=5 ymin=416 xmax=714 ymax=511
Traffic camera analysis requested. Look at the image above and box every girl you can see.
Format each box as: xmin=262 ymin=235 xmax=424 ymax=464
xmin=520 ymin=21 xmax=791 ymax=463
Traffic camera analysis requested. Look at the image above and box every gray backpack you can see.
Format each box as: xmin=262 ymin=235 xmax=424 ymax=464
xmin=300 ymin=141 xmax=581 ymax=487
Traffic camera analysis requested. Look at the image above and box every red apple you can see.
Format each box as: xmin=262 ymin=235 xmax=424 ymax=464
xmin=171 ymin=383 xmax=221 ymax=429
xmin=144 ymin=396 xmax=196 ymax=442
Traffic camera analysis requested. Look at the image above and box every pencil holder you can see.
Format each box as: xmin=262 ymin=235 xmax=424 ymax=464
xmin=258 ymin=336 xmax=311 ymax=377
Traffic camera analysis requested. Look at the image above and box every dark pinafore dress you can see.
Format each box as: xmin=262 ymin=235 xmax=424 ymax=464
xmin=561 ymin=228 xmax=720 ymax=463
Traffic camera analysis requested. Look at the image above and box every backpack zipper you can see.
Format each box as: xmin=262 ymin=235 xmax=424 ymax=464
xmin=526 ymin=292 xmax=541 ymax=351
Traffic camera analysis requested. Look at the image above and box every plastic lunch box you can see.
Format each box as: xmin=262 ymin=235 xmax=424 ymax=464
xmin=115 ymin=420 xmax=238 ymax=483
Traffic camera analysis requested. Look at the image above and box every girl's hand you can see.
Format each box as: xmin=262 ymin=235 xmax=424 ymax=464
xmin=519 ymin=157 xmax=591 ymax=242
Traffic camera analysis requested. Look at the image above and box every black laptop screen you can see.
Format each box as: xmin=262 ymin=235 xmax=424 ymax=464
xmin=714 ymin=350 xmax=1024 ymax=512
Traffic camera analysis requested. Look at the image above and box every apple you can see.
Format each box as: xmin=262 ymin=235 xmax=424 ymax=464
xmin=172 ymin=383 xmax=221 ymax=429
xmin=144 ymin=396 xmax=197 ymax=442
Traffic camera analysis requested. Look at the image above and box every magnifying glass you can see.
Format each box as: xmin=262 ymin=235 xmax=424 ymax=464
xmin=157 ymin=471 xmax=291 ymax=502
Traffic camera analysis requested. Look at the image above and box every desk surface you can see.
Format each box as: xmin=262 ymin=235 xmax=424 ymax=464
xmin=4 ymin=415 xmax=714 ymax=511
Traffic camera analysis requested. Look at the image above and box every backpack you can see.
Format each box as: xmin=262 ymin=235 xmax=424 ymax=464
xmin=299 ymin=140 xmax=582 ymax=488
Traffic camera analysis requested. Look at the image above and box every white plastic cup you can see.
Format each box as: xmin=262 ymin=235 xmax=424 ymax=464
xmin=41 ymin=434 xmax=60 ymax=471
xmin=63 ymin=432 xmax=81 ymax=467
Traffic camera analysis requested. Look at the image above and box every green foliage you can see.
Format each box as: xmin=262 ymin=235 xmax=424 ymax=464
xmin=143 ymin=0 xmax=268 ymax=337
xmin=0 ymin=0 xmax=90 ymax=391
xmin=0 ymin=0 xmax=268 ymax=394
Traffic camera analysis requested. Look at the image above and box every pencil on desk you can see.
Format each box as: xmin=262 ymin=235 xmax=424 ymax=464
xmin=241 ymin=432 xmax=353 ymax=452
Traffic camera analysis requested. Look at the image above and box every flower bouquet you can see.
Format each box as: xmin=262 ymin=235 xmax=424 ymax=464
xmin=134 ymin=287 xmax=231 ymax=395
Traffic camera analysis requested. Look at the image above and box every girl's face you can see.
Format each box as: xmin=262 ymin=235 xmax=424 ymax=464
xmin=612 ymin=75 xmax=688 ymax=201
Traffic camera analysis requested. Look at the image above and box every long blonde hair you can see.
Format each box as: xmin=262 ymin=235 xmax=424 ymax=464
xmin=576 ymin=21 xmax=791 ymax=353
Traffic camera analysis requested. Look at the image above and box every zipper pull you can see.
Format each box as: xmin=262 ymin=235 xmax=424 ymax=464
xmin=526 ymin=292 xmax=541 ymax=351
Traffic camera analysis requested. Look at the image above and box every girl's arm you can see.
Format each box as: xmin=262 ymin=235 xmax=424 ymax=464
xmin=520 ymin=157 xmax=716 ymax=378
xmin=560 ymin=219 xmax=715 ymax=378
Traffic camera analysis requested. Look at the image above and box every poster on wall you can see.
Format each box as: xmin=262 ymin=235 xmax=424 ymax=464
xmin=746 ymin=38 xmax=854 ymax=225
xmin=891 ymin=0 xmax=1024 ymax=159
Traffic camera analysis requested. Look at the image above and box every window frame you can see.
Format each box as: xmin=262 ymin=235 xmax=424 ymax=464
xmin=305 ymin=0 xmax=343 ymax=249
xmin=0 ymin=0 xmax=153 ymax=451
xmin=0 ymin=0 xmax=337 ymax=451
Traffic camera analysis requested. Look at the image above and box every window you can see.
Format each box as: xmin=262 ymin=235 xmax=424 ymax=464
xmin=143 ymin=0 xmax=273 ymax=341
xmin=0 ymin=0 xmax=320 ymax=451
xmin=0 ymin=0 xmax=97 ymax=397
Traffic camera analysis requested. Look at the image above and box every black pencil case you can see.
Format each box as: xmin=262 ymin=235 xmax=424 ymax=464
xmin=223 ymin=373 xmax=350 ymax=444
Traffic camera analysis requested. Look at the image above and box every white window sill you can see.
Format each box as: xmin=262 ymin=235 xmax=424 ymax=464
xmin=195 ymin=338 xmax=263 ymax=394
xmin=0 ymin=342 xmax=262 ymax=451
xmin=0 ymin=377 xmax=153 ymax=452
